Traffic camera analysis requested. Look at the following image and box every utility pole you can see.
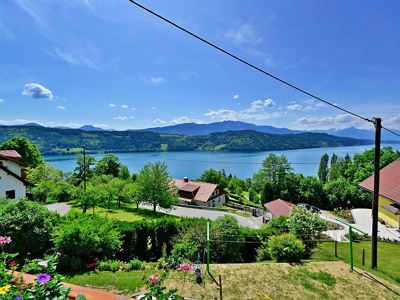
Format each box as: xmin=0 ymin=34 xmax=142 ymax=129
xmin=83 ymin=146 xmax=87 ymax=191
xmin=371 ymin=117 xmax=381 ymax=269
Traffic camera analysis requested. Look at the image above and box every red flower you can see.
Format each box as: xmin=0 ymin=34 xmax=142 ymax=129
xmin=9 ymin=261 xmax=16 ymax=268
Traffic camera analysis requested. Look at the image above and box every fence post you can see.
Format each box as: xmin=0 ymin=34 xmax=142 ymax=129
xmin=219 ymin=274 xmax=223 ymax=300
xmin=335 ymin=241 xmax=338 ymax=257
xmin=362 ymin=249 xmax=365 ymax=266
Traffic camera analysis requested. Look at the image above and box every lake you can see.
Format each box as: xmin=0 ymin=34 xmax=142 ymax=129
xmin=43 ymin=144 xmax=400 ymax=179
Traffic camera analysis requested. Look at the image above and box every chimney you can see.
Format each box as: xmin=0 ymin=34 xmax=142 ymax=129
xmin=183 ymin=177 xmax=189 ymax=182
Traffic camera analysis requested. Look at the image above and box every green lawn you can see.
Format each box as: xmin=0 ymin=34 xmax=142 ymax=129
xmin=311 ymin=241 xmax=400 ymax=284
xmin=67 ymin=205 xmax=178 ymax=222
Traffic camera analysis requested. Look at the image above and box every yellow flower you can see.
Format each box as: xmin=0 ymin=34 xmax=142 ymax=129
xmin=0 ymin=284 xmax=11 ymax=295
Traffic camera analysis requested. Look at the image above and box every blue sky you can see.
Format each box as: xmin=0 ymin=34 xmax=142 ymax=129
xmin=1 ymin=0 xmax=399 ymax=131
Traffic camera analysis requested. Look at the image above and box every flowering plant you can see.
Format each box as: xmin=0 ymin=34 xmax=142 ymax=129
xmin=143 ymin=273 xmax=183 ymax=300
xmin=177 ymin=263 xmax=192 ymax=272
xmin=0 ymin=236 xmax=71 ymax=299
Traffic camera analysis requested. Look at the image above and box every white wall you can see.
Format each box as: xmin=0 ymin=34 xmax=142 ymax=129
xmin=0 ymin=168 xmax=26 ymax=199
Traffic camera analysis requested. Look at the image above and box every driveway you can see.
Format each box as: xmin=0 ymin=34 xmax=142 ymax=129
xmin=141 ymin=204 xmax=264 ymax=228
xmin=45 ymin=203 xmax=72 ymax=216
xmin=351 ymin=208 xmax=400 ymax=241
xmin=320 ymin=211 xmax=348 ymax=242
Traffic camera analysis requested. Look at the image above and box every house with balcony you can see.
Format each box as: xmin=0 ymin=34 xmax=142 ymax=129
xmin=359 ymin=159 xmax=400 ymax=229
xmin=173 ymin=177 xmax=226 ymax=207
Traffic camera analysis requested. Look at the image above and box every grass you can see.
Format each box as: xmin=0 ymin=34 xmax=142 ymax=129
xmin=67 ymin=204 xmax=178 ymax=222
xmin=311 ymin=241 xmax=400 ymax=284
xmin=64 ymin=262 xmax=400 ymax=299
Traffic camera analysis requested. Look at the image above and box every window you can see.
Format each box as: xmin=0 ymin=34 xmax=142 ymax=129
xmin=6 ymin=190 xmax=15 ymax=199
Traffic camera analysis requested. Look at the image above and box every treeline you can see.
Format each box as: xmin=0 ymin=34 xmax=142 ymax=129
xmin=0 ymin=125 xmax=372 ymax=154
xmin=199 ymin=146 xmax=400 ymax=210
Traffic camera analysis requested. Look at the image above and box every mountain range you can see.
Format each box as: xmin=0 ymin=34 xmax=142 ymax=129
xmin=2 ymin=120 xmax=400 ymax=141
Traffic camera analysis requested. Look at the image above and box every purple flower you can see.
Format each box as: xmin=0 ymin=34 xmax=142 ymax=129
xmin=56 ymin=252 xmax=62 ymax=257
xmin=36 ymin=273 xmax=51 ymax=284
xmin=0 ymin=236 xmax=12 ymax=245
xmin=15 ymin=296 xmax=22 ymax=300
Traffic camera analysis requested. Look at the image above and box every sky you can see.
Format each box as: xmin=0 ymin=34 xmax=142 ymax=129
xmin=0 ymin=0 xmax=400 ymax=131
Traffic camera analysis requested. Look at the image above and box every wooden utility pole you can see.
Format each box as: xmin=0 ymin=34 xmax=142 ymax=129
xmin=83 ymin=146 xmax=87 ymax=191
xmin=371 ymin=117 xmax=381 ymax=269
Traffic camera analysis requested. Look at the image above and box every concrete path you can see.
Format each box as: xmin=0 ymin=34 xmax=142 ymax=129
xmin=351 ymin=208 xmax=400 ymax=241
xmin=45 ymin=202 xmax=72 ymax=216
xmin=320 ymin=211 xmax=348 ymax=242
xmin=141 ymin=204 xmax=264 ymax=228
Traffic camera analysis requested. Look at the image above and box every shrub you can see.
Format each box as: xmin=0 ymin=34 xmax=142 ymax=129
xmin=171 ymin=240 xmax=198 ymax=262
xmin=54 ymin=215 xmax=122 ymax=270
xmin=129 ymin=259 xmax=144 ymax=270
xmin=256 ymin=241 xmax=271 ymax=262
xmin=287 ymin=206 xmax=329 ymax=257
xmin=0 ymin=200 xmax=58 ymax=258
xmin=97 ymin=260 xmax=122 ymax=272
xmin=268 ymin=233 xmax=305 ymax=262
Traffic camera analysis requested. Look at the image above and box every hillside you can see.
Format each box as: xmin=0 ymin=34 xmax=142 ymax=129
xmin=0 ymin=125 xmax=372 ymax=154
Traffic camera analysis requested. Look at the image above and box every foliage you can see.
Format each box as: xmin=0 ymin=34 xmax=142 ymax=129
xmin=198 ymin=169 xmax=229 ymax=188
xmin=94 ymin=154 xmax=122 ymax=177
xmin=72 ymin=153 xmax=96 ymax=186
xmin=0 ymin=200 xmax=58 ymax=258
xmin=0 ymin=135 xmax=44 ymax=167
xmin=324 ymin=178 xmax=371 ymax=209
xmin=0 ymin=126 xmax=371 ymax=154
xmin=135 ymin=162 xmax=177 ymax=212
xmin=21 ymin=253 xmax=60 ymax=275
xmin=267 ymin=233 xmax=305 ymax=262
xmin=0 ymin=239 xmax=70 ymax=300
xmin=143 ymin=273 xmax=183 ymax=300
xmin=53 ymin=215 xmax=122 ymax=270
xmin=318 ymin=153 xmax=329 ymax=183
xmin=256 ymin=240 xmax=271 ymax=261
xmin=171 ymin=239 xmax=199 ymax=262
xmin=287 ymin=206 xmax=328 ymax=257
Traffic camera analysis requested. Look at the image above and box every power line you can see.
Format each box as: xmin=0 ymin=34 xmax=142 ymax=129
xmin=126 ymin=0 xmax=374 ymax=124
xmin=382 ymin=126 xmax=400 ymax=139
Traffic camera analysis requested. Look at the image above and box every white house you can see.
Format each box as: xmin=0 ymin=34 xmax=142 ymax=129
xmin=0 ymin=150 xmax=31 ymax=199
xmin=173 ymin=177 xmax=226 ymax=207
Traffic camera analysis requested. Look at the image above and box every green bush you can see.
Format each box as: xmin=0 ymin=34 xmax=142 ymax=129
xmin=54 ymin=215 xmax=122 ymax=270
xmin=0 ymin=200 xmax=58 ymax=258
xmin=256 ymin=241 xmax=271 ymax=261
xmin=268 ymin=233 xmax=305 ymax=262
xmin=171 ymin=240 xmax=198 ymax=262
xmin=97 ymin=260 xmax=122 ymax=272
xmin=129 ymin=259 xmax=144 ymax=270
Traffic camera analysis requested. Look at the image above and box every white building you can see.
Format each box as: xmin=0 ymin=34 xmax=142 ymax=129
xmin=0 ymin=150 xmax=31 ymax=199
xmin=173 ymin=177 xmax=226 ymax=207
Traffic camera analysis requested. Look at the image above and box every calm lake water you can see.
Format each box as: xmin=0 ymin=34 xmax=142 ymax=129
xmin=44 ymin=144 xmax=400 ymax=179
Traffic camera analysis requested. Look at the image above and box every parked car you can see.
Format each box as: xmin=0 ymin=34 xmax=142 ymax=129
xmin=297 ymin=203 xmax=321 ymax=214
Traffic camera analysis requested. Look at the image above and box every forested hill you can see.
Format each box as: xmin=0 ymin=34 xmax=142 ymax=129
xmin=0 ymin=125 xmax=372 ymax=154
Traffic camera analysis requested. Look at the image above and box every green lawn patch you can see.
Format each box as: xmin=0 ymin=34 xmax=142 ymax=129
xmin=311 ymin=241 xmax=400 ymax=284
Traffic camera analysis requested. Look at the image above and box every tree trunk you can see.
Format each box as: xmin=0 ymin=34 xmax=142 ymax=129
xmin=153 ymin=203 xmax=156 ymax=213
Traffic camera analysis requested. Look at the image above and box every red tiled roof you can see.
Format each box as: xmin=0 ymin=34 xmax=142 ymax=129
xmin=359 ymin=159 xmax=400 ymax=204
xmin=173 ymin=179 xmax=220 ymax=202
xmin=264 ymin=199 xmax=295 ymax=217
xmin=0 ymin=150 xmax=22 ymax=162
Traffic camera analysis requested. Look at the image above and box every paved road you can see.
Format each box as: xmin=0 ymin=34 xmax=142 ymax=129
xmin=45 ymin=203 xmax=72 ymax=216
xmin=141 ymin=204 xmax=264 ymax=228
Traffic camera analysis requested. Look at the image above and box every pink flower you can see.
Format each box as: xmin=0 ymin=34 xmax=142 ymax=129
xmin=0 ymin=236 xmax=12 ymax=245
xmin=149 ymin=274 xmax=160 ymax=285
xmin=177 ymin=263 xmax=192 ymax=271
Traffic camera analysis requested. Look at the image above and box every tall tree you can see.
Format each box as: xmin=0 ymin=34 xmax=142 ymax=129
xmin=198 ymin=169 xmax=228 ymax=187
xmin=0 ymin=136 xmax=43 ymax=167
xmin=318 ymin=153 xmax=329 ymax=183
xmin=135 ymin=162 xmax=177 ymax=212
xmin=95 ymin=154 xmax=121 ymax=177
xmin=73 ymin=154 xmax=96 ymax=185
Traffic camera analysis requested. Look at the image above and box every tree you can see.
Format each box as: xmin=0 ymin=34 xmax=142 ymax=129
xmin=318 ymin=153 xmax=329 ymax=183
xmin=0 ymin=136 xmax=43 ymax=167
xmin=118 ymin=165 xmax=130 ymax=180
xmin=95 ymin=154 xmax=121 ymax=177
xmin=73 ymin=153 xmax=96 ymax=185
xmin=287 ymin=206 xmax=328 ymax=257
xmin=198 ymin=169 xmax=228 ymax=187
xmin=135 ymin=162 xmax=177 ymax=212
xmin=262 ymin=180 xmax=276 ymax=204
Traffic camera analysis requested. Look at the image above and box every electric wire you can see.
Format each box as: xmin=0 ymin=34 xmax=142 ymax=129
xmin=126 ymin=0 xmax=374 ymax=124
xmin=382 ymin=126 xmax=400 ymax=139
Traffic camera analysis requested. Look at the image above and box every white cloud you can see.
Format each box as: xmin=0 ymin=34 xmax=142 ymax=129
xmin=244 ymin=99 xmax=275 ymax=113
xmin=22 ymin=83 xmax=54 ymax=100
xmin=113 ymin=116 xmax=134 ymax=121
xmin=383 ymin=114 xmax=400 ymax=129
xmin=0 ymin=118 xmax=34 ymax=126
xmin=151 ymin=106 xmax=157 ymax=110
xmin=224 ymin=24 xmax=263 ymax=45
xmin=153 ymin=118 xmax=167 ymax=125
xmin=171 ymin=116 xmax=203 ymax=125
xmin=204 ymin=109 xmax=238 ymax=121
xmin=108 ymin=103 xmax=116 ymax=108
xmin=287 ymin=104 xmax=303 ymax=111
xmin=131 ymin=107 xmax=136 ymax=111
xmin=121 ymin=104 xmax=128 ymax=109
xmin=50 ymin=47 xmax=100 ymax=70
xmin=0 ymin=99 xmax=4 ymax=103
xmin=294 ymin=114 xmax=361 ymax=130
xmin=150 ymin=77 xmax=166 ymax=86
xmin=233 ymin=94 xmax=239 ymax=100
xmin=56 ymin=105 xmax=65 ymax=110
